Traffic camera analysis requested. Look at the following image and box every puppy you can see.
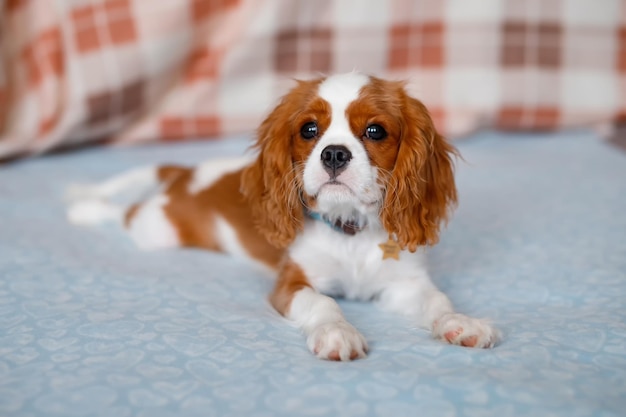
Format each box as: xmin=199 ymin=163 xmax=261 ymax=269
xmin=68 ymin=72 xmax=500 ymax=361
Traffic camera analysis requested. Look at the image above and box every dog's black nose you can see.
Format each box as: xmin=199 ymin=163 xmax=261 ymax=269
xmin=321 ymin=145 xmax=352 ymax=177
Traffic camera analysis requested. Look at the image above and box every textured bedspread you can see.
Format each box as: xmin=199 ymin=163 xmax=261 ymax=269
xmin=1 ymin=130 xmax=625 ymax=417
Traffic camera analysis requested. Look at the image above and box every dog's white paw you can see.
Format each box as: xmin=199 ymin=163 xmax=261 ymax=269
xmin=432 ymin=313 xmax=500 ymax=348
xmin=307 ymin=321 xmax=368 ymax=361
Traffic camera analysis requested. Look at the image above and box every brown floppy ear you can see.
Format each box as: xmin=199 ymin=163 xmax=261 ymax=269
xmin=381 ymin=95 xmax=458 ymax=252
xmin=240 ymin=97 xmax=303 ymax=249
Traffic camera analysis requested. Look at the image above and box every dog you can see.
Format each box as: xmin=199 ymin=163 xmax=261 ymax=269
xmin=67 ymin=72 xmax=500 ymax=361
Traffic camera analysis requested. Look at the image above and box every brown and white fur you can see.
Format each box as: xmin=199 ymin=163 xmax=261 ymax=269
xmin=67 ymin=72 xmax=500 ymax=361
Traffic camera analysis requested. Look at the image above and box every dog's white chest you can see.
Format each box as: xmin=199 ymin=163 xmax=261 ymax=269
xmin=288 ymin=220 xmax=423 ymax=300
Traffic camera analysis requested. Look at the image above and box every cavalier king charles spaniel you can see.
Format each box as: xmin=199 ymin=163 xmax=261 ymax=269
xmin=68 ymin=72 xmax=500 ymax=361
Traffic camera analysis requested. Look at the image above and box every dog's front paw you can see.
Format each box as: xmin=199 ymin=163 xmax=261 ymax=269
xmin=432 ymin=313 xmax=500 ymax=348
xmin=307 ymin=321 xmax=368 ymax=361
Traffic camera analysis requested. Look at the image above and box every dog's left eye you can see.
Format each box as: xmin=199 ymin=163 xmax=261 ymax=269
xmin=300 ymin=122 xmax=318 ymax=140
xmin=365 ymin=124 xmax=387 ymax=141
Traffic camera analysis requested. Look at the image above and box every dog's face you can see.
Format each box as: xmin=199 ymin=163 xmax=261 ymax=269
xmin=241 ymin=73 xmax=458 ymax=252
xmin=299 ymin=73 xmax=397 ymax=221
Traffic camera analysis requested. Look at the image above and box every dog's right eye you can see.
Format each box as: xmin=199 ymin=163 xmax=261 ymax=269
xmin=300 ymin=122 xmax=318 ymax=140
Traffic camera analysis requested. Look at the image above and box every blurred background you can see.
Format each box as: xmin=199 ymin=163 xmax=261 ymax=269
xmin=0 ymin=0 xmax=625 ymax=159
xmin=1 ymin=3 xmax=626 ymax=415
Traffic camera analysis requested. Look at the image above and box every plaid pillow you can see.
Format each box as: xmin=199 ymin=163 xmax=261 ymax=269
xmin=1 ymin=0 xmax=625 ymax=159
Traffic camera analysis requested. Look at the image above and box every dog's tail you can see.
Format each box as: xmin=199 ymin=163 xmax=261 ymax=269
xmin=65 ymin=165 xmax=186 ymax=226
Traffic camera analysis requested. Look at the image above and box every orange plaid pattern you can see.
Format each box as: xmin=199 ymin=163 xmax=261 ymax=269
xmin=72 ymin=0 xmax=138 ymax=53
xmin=185 ymin=48 xmax=222 ymax=82
xmin=22 ymin=28 xmax=64 ymax=87
xmin=192 ymin=0 xmax=239 ymax=22
xmin=619 ymin=28 xmax=626 ymax=71
xmin=389 ymin=23 xmax=444 ymax=69
xmin=1 ymin=0 xmax=625 ymax=159
xmin=498 ymin=107 xmax=561 ymax=130
xmin=161 ymin=117 xmax=221 ymax=141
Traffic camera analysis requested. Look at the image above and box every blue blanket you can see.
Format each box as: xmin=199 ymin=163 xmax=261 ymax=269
xmin=1 ymin=129 xmax=625 ymax=417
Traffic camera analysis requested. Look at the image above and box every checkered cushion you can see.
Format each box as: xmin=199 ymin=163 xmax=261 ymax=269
xmin=1 ymin=0 xmax=625 ymax=159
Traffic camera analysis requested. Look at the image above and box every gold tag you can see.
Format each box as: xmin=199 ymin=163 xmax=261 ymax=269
xmin=379 ymin=237 xmax=401 ymax=260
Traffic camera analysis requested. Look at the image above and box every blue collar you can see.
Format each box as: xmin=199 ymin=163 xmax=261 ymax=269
xmin=306 ymin=211 xmax=365 ymax=236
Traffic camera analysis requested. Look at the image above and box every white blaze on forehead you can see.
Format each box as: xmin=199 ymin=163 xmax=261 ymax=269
xmin=302 ymin=72 xmax=381 ymax=217
xmin=317 ymin=73 xmax=370 ymax=127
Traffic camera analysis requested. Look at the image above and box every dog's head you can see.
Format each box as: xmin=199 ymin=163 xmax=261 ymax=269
xmin=241 ymin=73 xmax=458 ymax=252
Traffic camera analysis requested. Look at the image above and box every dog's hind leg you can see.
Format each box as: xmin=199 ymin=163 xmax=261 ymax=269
xmin=66 ymin=166 xmax=160 ymax=201
xmin=67 ymin=199 xmax=124 ymax=226
xmin=66 ymin=165 xmax=189 ymax=228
